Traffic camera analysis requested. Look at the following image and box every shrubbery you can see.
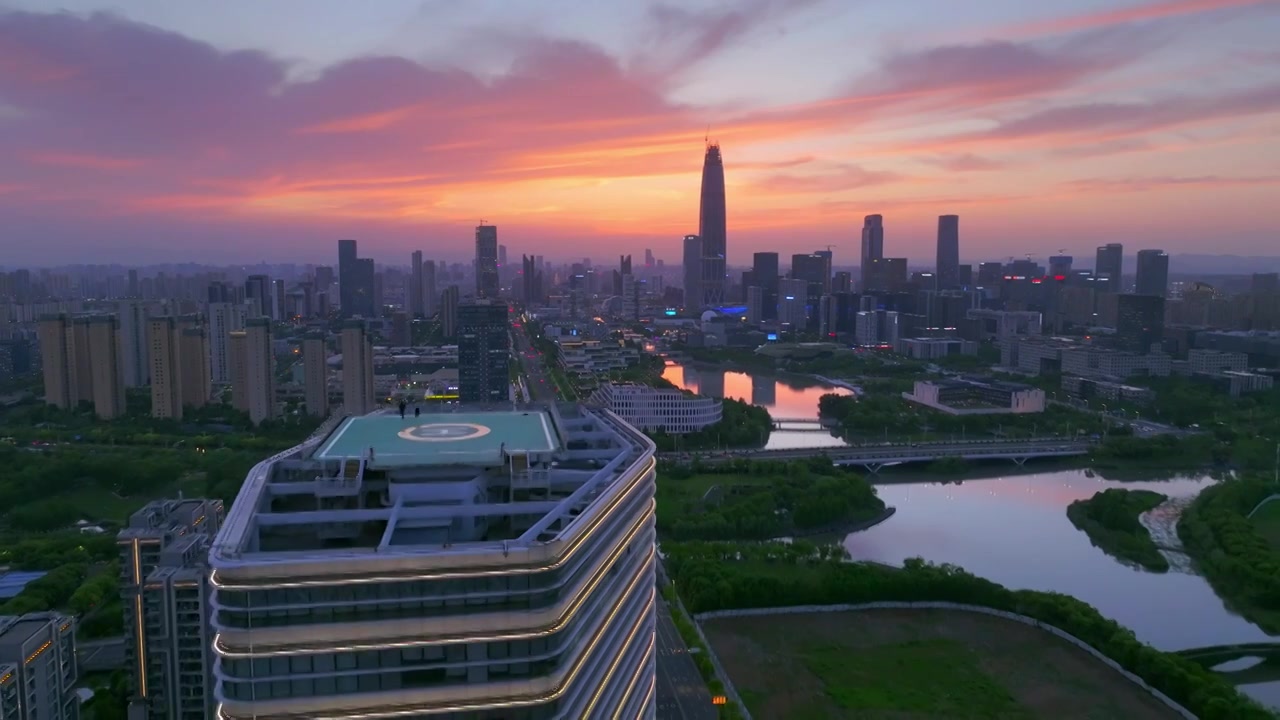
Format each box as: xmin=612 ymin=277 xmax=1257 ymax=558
xmin=648 ymin=398 xmax=772 ymax=451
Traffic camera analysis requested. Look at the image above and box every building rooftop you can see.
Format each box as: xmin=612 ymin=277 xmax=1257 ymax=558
xmin=0 ymin=571 xmax=47 ymax=600
xmin=314 ymin=410 xmax=559 ymax=468
xmin=213 ymin=404 xmax=650 ymax=563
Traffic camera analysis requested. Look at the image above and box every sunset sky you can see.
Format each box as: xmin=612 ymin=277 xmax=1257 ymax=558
xmin=1 ymin=0 xmax=1278 ymax=267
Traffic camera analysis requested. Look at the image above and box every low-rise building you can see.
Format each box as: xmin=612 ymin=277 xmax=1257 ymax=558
xmin=965 ymin=309 xmax=1042 ymax=341
xmin=589 ymin=382 xmax=722 ymax=433
xmin=1061 ymin=375 xmax=1156 ymax=405
xmin=556 ymin=338 xmax=640 ymax=378
xmin=1186 ymin=349 xmax=1248 ymax=375
xmin=903 ymin=377 xmax=1045 ymax=415
xmin=1203 ymin=370 xmax=1274 ymax=397
xmin=1061 ymin=347 xmax=1171 ymax=379
xmin=895 ymin=337 xmax=977 ymax=360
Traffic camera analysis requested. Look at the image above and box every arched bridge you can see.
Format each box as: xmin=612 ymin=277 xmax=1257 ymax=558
xmin=1175 ymin=642 xmax=1280 ymax=685
xmin=662 ymin=437 xmax=1094 ymax=473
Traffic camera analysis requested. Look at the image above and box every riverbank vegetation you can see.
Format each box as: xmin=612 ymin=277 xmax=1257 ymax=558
xmin=656 ymin=459 xmax=885 ymax=541
xmin=665 ymin=542 xmax=1270 ymax=720
xmin=1067 ymin=489 xmax=1170 ymax=571
xmin=1178 ymin=478 xmax=1280 ymax=632
xmin=647 ymin=398 xmax=771 ymax=452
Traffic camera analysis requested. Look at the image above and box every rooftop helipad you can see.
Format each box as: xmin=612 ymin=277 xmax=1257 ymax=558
xmin=314 ymin=410 xmax=558 ymax=467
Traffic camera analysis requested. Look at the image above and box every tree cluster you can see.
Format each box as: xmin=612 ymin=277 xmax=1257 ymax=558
xmin=657 ymin=462 xmax=884 ymax=541
xmin=1066 ymin=489 xmax=1169 ymax=571
xmin=0 ymin=443 xmax=261 ymax=531
xmin=0 ymin=563 xmax=88 ymax=615
xmin=664 ymin=543 xmax=1271 ymax=720
xmin=1178 ymin=478 xmax=1280 ymax=631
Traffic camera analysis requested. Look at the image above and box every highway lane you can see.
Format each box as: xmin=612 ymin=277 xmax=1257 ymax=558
xmin=654 ymin=596 xmax=717 ymax=720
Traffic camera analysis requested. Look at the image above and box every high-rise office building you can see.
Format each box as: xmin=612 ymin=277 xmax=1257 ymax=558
xmin=752 ymin=251 xmax=779 ymax=321
xmin=177 ymin=315 xmax=211 ymax=409
xmin=519 ymin=252 xmax=540 ymax=302
xmin=338 ymin=239 xmax=358 ymax=316
xmin=860 ymin=214 xmax=884 ymax=291
xmin=441 ymin=285 xmax=461 ymax=337
xmin=458 ymin=299 xmax=510 ymax=404
xmin=244 ymin=275 xmax=271 ymax=318
xmin=682 ymin=234 xmax=702 ymax=309
xmin=1135 ymin=249 xmax=1169 ymax=297
xmin=303 ymin=332 xmax=328 ymax=416
xmin=118 ymin=299 xmax=149 ymax=387
xmin=409 ymin=251 xmax=425 ymax=316
xmin=813 ymin=249 xmax=833 ymax=294
xmin=778 ymin=278 xmax=809 ymax=326
xmin=338 ymin=240 xmax=376 ymax=318
xmin=119 ymin=499 xmax=224 ymax=720
xmin=1117 ymin=294 xmax=1165 ymax=353
xmin=698 ymin=144 xmax=727 ymax=305
xmin=86 ymin=314 xmax=125 ymax=419
xmin=1095 ymin=243 xmax=1124 ymax=293
xmin=422 ymin=259 xmax=438 ymax=316
xmin=147 ymin=317 xmax=183 ymax=420
xmin=273 ymin=279 xmax=287 ymax=322
xmin=644 ymin=248 xmax=655 ymax=267
xmin=207 ymin=301 xmax=246 ymax=385
xmin=36 ymin=313 xmax=75 ymax=409
xmin=0 ymin=613 xmax=77 ymax=720
xmin=207 ymin=405 xmax=656 ymax=719
xmin=832 ymin=271 xmax=853 ymax=293
xmin=1049 ymin=255 xmax=1074 ymax=277
xmin=475 ymin=225 xmax=500 ymax=298
xmin=936 ymin=215 xmax=960 ymax=289
xmin=341 ymin=321 xmax=375 ymax=416
xmin=230 ymin=318 xmax=276 ymax=425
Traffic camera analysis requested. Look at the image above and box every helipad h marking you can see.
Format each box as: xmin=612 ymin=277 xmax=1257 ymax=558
xmin=397 ymin=423 xmax=492 ymax=442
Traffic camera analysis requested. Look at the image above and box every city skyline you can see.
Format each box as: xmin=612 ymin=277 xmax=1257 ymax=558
xmin=0 ymin=0 xmax=1278 ymax=265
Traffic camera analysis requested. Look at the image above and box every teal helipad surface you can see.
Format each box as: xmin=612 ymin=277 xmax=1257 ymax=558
xmin=314 ymin=411 xmax=558 ymax=467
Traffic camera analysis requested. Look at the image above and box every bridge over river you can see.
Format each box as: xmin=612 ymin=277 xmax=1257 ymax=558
xmin=1175 ymin=642 xmax=1280 ymax=685
xmin=662 ymin=437 xmax=1095 ymax=473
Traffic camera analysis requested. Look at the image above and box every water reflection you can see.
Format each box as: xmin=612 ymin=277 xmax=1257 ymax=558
xmin=662 ymin=363 xmax=851 ymax=450
xmin=846 ymin=470 xmax=1274 ymax=652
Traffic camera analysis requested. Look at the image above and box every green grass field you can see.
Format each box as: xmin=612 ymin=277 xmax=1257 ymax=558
xmin=1251 ymin=499 xmax=1280 ymax=551
xmin=703 ymin=609 xmax=1180 ymax=720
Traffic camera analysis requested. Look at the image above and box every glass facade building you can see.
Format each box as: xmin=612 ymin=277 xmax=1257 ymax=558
xmin=210 ymin=405 xmax=656 ymax=719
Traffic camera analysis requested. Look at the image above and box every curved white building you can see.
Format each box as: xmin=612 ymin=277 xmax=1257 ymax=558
xmin=209 ymin=405 xmax=656 ymax=719
xmin=589 ymin=383 xmax=722 ymax=434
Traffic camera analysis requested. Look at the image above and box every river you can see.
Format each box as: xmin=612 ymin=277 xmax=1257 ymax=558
xmin=663 ymin=362 xmax=1280 ymax=709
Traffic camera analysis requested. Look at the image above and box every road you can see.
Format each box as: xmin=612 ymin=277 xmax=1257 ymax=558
xmin=512 ymin=320 xmax=560 ymax=403
xmin=654 ymin=596 xmax=717 ymax=720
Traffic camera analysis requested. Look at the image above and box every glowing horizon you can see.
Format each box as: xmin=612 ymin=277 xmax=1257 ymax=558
xmin=0 ymin=0 xmax=1278 ymax=266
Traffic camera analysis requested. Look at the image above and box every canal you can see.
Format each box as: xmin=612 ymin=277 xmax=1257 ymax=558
xmin=663 ymin=361 xmax=1280 ymax=709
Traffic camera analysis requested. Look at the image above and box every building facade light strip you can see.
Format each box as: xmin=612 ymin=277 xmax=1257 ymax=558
xmin=602 ymin=630 xmax=655 ymax=720
xmin=211 ymin=456 xmax=654 ymax=590
xmin=214 ymin=535 xmax=654 ymax=658
xmin=216 ymin=586 xmax=655 ymax=720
